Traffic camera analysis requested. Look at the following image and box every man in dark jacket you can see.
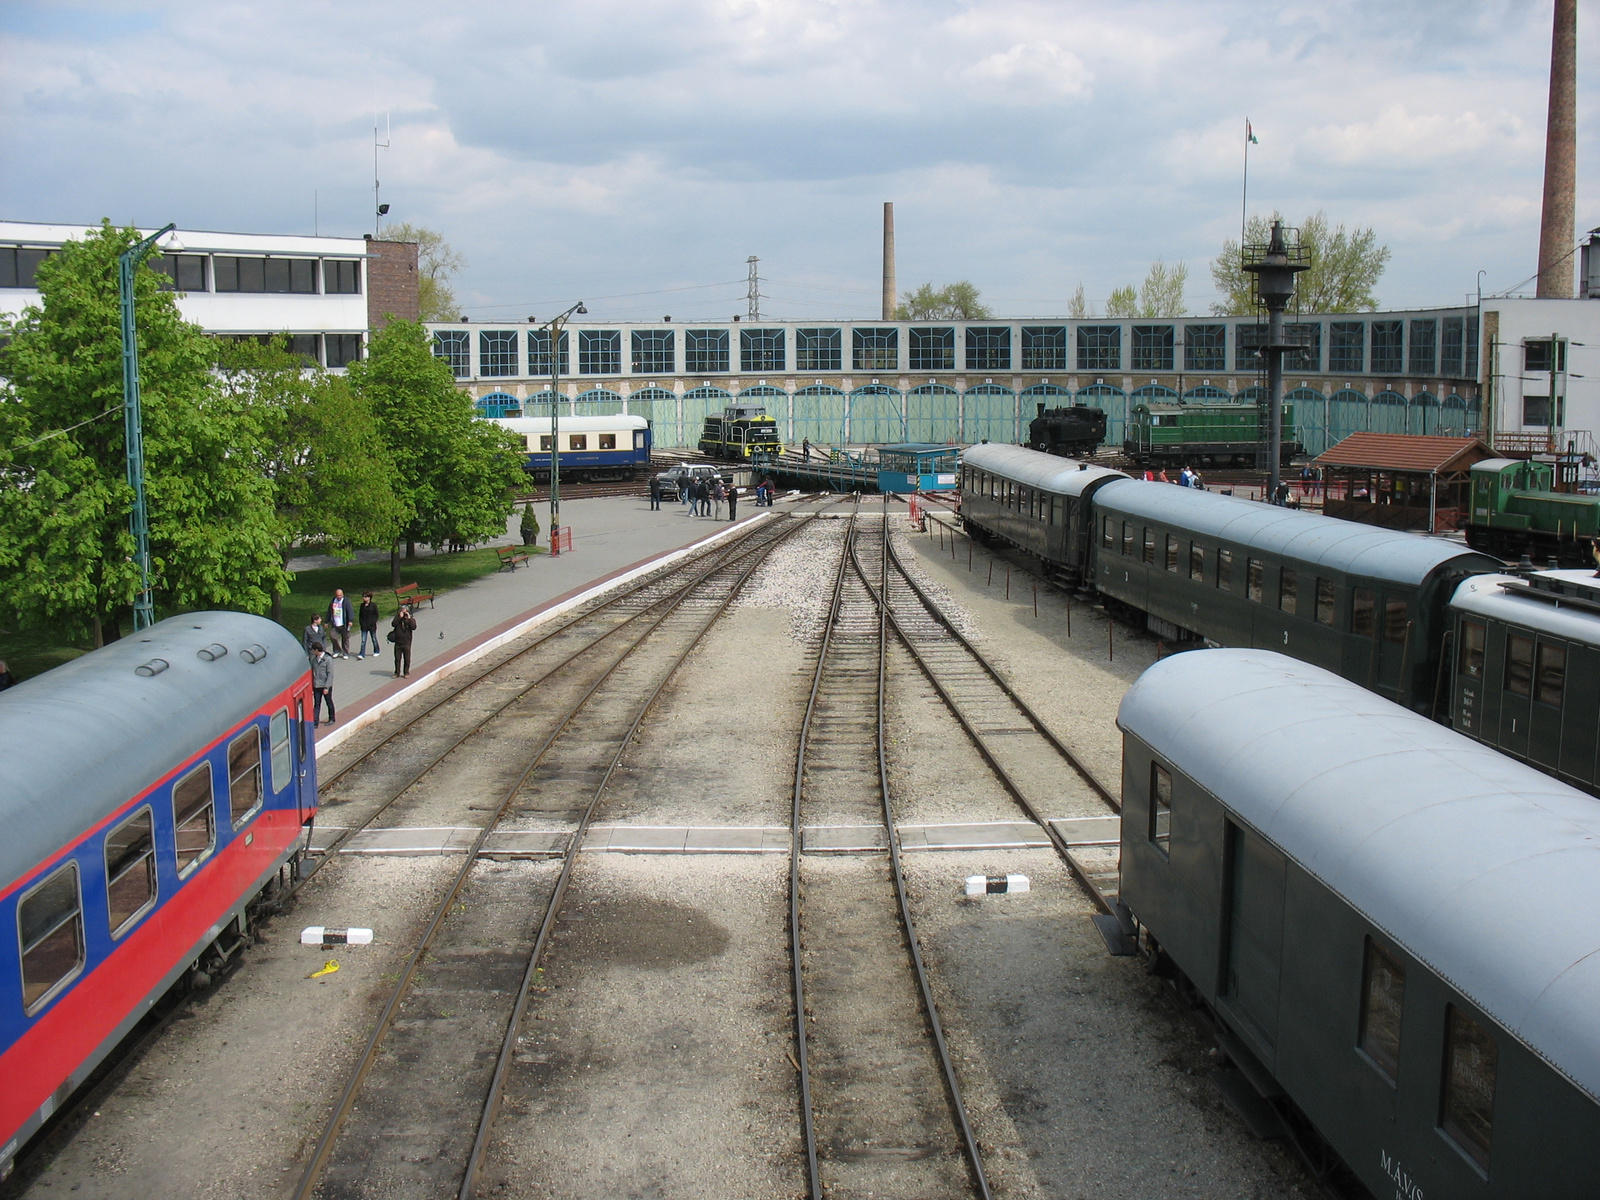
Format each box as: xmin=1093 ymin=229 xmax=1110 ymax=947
xmin=726 ymin=484 xmax=738 ymax=521
xmin=326 ymin=588 xmax=354 ymax=658
xmin=357 ymin=591 xmax=381 ymax=659
xmin=302 ymin=614 xmax=327 ymax=659
xmin=391 ymin=605 xmax=418 ymax=678
xmin=311 ymin=645 xmax=335 ymax=726
xmin=648 ymin=474 xmax=662 ymax=511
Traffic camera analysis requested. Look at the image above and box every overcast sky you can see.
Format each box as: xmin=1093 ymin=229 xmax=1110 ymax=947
xmin=2 ymin=1 xmax=1595 ymax=322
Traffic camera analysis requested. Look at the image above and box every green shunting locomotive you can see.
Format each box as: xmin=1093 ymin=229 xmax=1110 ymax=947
xmin=1466 ymin=458 xmax=1600 ymax=567
xmin=698 ymin=401 xmax=783 ymax=461
xmin=1124 ymin=401 xmax=1303 ymax=468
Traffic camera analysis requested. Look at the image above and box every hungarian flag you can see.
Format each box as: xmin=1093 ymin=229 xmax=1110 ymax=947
xmin=1247 ymin=121 xmax=1259 ymax=145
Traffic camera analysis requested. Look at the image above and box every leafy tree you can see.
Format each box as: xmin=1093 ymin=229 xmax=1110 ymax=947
xmin=380 ymin=221 xmax=465 ymax=321
xmin=0 ymin=221 xmax=285 ymax=645
xmin=214 ymin=337 xmax=408 ymax=619
xmin=1210 ymin=212 xmax=1390 ymax=315
xmin=1067 ymin=283 xmax=1091 ymax=319
xmin=1103 ymin=261 xmax=1189 ymax=319
xmin=1104 ymin=285 xmax=1139 ymax=318
xmin=894 ymin=281 xmax=992 ymax=320
xmin=347 ymin=320 xmax=526 ymax=583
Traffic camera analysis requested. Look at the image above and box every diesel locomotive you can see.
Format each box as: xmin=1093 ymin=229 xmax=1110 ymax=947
xmin=1124 ymin=400 xmax=1303 ymax=468
xmin=1118 ymin=649 xmax=1600 ymax=1197
xmin=0 ymin=613 xmax=316 ymax=1177
xmin=698 ymin=401 xmax=782 ymax=461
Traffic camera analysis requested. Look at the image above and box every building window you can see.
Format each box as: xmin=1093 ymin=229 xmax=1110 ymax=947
xmin=1409 ymin=320 xmax=1437 ymax=375
xmin=1021 ymin=325 xmax=1067 ymax=370
xmin=1315 ymin=577 xmax=1335 ymax=626
xmin=1371 ymin=320 xmax=1403 ymax=373
xmin=1165 ymin=533 xmax=1179 ymax=572
xmin=105 ymin=807 xmax=157 ymax=938
xmin=854 ymin=327 xmax=898 ymax=372
xmin=1217 ymin=548 xmax=1233 ymax=591
xmin=796 ymin=327 xmax=842 ymax=372
xmin=1077 ymin=325 xmax=1121 ymax=371
xmin=432 ymin=330 xmax=470 ymax=379
xmin=19 ymin=861 xmax=83 ymax=1013
xmin=1246 ymin=557 xmax=1263 ymax=602
xmin=1235 ymin=324 xmax=1268 ymax=371
xmin=686 ymin=328 xmax=730 ymax=374
xmin=270 ymin=258 xmax=317 ymax=294
xmin=1357 ymin=937 xmax=1405 ymax=1084
xmin=172 ymin=763 xmax=215 ymax=877
xmin=528 ymin=329 xmax=569 ymax=376
xmin=1523 ymin=339 xmax=1567 ymax=373
xmin=1458 ymin=620 xmax=1485 ymax=679
xmin=325 ymin=259 xmax=361 ymax=294
xmin=1149 ymin=763 xmax=1172 ymax=853
xmin=578 ymin=329 xmax=621 ymax=375
xmin=1132 ymin=325 xmax=1175 ymax=371
xmin=741 ymin=328 xmax=785 ymax=372
xmin=1279 ymin=568 xmax=1298 ymax=615
xmin=1330 ymin=321 xmax=1365 ymax=373
xmin=632 ymin=329 xmax=674 ymax=374
xmin=228 ymin=730 xmax=263 ymax=827
xmin=1441 ymin=1006 xmax=1497 ymax=1173
xmin=1142 ymin=527 xmax=1155 ymax=564
xmin=1535 ymin=641 xmax=1565 ymax=707
xmin=1466 ymin=319 xmax=1479 ymax=379
xmin=1189 ymin=542 xmax=1205 ymax=581
xmin=1352 ymin=586 xmax=1376 ymax=637
xmin=910 ymin=327 xmax=955 ymax=371
xmin=479 ymin=330 xmax=519 ymax=377
xmin=152 ymin=253 xmax=207 ymax=292
xmin=1286 ymin=323 xmax=1321 ymax=373
xmin=569 ymin=434 xmax=588 ymax=450
xmin=0 ymin=246 xmax=57 ymax=289
xmin=214 ymin=256 xmax=315 ymax=294
xmin=1184 ymin=324 xmax=1226 ymax=372
xmin=1522 ymin=394 xmax=1562 ymax=427
xmin=326 ymin=334 xmax=362 ymax=368
xmin=966 ymin=326 xmax=1010 ymax=371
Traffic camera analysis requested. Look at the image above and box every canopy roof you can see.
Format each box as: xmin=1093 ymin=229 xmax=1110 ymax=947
xmin=1314 ymin=432 xmax=1491 ymax=474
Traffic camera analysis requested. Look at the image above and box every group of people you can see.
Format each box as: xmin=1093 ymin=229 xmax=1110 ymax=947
xmin=302 ymin=588 xmax=419 ymax=727
xmin=1143 ymin=466 xmax=1206 ymax=489
xmin=648 ymin=472 xmax=782 ymax=516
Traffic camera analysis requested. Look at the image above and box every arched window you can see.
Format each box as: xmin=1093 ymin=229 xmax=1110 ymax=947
xmin=1285 ymin=387 xmax=1327 ymax=456
xmin=1441 ymin=393 xmax=1469 ymax=437
xmin=574 ymin=387 xmax=624 ymax=417
xmin=849 ymin=384 xmax=903 ymax=444
xmin=682 ymin=386 xmax=733 ymax=450
xmin=908 ymin=383 xmax=959 ymax=443
xmin=1075 ymin=383 xmax=1126 ymax=447
xmin=1412 ymin=391 xmax=1440 ymax=436
xmin=962 ymin=383 xmax=1016 ymax=443
xmin=1182 ymin=384 xmax=1230 ymax=402
xmin=1235 ymin=385 xmax=1268 ymax=405
xmin=1130 ymin=384 xmax=1179 ymax=402
xmin=1329 ymin=388 xmax=1368 ymax=443
xmin=793 ymin=384 xmax=844 ymax=447
xmin=475 ymin=391 xmax=521 ymax=418
xmin=1371 ymin=390 xmax=1408 ymax=436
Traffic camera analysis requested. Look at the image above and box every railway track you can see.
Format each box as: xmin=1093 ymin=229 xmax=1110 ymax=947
xmin=290 ymin=513 xmax=813 ymax=1200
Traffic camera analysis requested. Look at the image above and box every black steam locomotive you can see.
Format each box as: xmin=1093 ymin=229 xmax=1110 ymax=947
xmin=1025 ymin=403 xmax=1106 ymax=458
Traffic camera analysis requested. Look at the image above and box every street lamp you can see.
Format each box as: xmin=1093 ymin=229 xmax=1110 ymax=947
xmin=120 ymin=222 xmax=179 ymax=630
xmin=1242 ymin=219 xmax=1308 ymax=503
xmin=544 ymin=301 xmax=586 ymax=554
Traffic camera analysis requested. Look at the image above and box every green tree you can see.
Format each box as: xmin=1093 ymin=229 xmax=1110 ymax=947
xmin=1103 ymin=261 xmax=1189 ymax=319
xmin=1104 ymin=285 xmax=1139 ymax=318
xmin=893 ymin=281 xmax=992 ymax=320
xmin=1067 ymin=283 xmax=1091 ymax=319
xmin=347 ymin=320 xmax=526 ymax=583
xmin=214 ymin=337 xmax=409 ymax=619
xmin=1210 ymin=212 xmax=1390 ymax=315
xmin=0 ymin=221 xmax=286 ymax=644
xmin=379 ymin=221 xmax=465 ymax=321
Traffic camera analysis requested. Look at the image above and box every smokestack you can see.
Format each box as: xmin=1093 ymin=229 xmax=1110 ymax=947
xmin=882 ymin=202 xmax=896 ymax=321
xmin=1536 ymin=0 xmax=1577 ymax=298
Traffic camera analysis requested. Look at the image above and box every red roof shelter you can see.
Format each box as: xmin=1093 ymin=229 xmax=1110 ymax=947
xmin=1314 ymin=433 xmax=1493 ymax=533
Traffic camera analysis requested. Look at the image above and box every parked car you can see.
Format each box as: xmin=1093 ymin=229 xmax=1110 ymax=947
xmin=654 ymin=463 xmax=727 ymax=501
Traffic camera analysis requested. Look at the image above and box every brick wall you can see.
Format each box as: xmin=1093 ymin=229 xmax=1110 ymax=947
xmin=364 ymin=236 xmax=420 ymax=329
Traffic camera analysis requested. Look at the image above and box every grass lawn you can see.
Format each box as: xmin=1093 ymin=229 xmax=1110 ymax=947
xmin=0 ymin=544 xmax=539 ymax=683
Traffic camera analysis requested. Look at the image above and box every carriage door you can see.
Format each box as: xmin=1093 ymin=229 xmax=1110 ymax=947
xmin=1220 ymin=822 xmax=1286 ymax=1058
xmin=1498 ymin=630 xmax=1534 ymax=760
xmin=1372 ymin=591 xmax=1411 ymax=701
xmin=294 ymin=694 xmax=313 ymax=822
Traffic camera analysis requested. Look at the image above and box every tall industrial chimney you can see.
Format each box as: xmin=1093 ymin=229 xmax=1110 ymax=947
xmin=882 ymin=202 xmax=896 ymax=320
xmin=1536 ymin=0 xmax=1577 ymax=298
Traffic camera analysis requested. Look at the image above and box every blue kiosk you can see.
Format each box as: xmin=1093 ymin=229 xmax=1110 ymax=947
xmin=875 ymin=444 xmax=960 ymax=494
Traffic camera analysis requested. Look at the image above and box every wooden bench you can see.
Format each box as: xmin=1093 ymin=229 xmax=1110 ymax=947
xmin=496 ymin=545 xmax=531 ymax=571
xmin=393 ymin=582 xmax=436 ymax=610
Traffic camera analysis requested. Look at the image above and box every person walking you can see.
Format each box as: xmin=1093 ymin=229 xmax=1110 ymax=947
xmin=326 ymin=588 xmax=353 ymax=658
xmin=310 ymin=645 xmax=335 ymax=727
xmin=648 ymin=473 xmax=662 ymax=511
xmin=357 ymin=591 xmax=381 ymax=659
xmin=390 ymin=604 xmax=417 ymax=678
xmin=802 ymin=437 xmax=811 ymax=461
xmin=712 ymin=480 xmax=725 ymax=519
xmin=680 ymin=476 xmax=693 ymax=512
xmin=727 ymin=484 xmax=738 ymax=521
xmin=302 ymin=614 xmax=327 ymax=659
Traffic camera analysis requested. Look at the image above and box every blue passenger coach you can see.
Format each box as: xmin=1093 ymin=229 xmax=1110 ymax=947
xmin=488 ymin=414 xmax=652 ymax=482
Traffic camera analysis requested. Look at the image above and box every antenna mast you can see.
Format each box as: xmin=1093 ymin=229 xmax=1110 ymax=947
xmin=373 ymin=113 xmax=390 ymax=236
xmin=746 ymin=256 xmax=761 ymax=321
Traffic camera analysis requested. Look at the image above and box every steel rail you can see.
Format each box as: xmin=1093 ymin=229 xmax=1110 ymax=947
xmin=456 ymin=512 xmax=811 ymax=1199
xmin=859 ymin=506 xmax=995 ymax=1200
xmin=291 ymin=515 xmax=810 ymax=1200
xmin=785 ymin=505 xmax=858 ymax=1200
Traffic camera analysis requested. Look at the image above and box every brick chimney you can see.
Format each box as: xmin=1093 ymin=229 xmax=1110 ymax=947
xmin=364 ymin=234 xmax=421 ymax=329
xmin=1536 ymin=0 xmax=1577 ymax=298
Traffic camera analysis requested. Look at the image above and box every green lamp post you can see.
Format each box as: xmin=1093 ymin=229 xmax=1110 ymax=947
xmin=121 ymin=223 xmax=178 ymax=630
xmin=543 ymin=300 xmax=586 ymax=555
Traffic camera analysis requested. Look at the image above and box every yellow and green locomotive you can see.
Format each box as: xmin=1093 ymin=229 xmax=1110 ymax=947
xmin=698 ymin=401 xmax=783 ymax=461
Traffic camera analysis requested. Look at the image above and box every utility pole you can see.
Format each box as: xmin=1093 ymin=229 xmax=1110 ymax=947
xmin=121 ymin=223 xmax=178 ymax=631
xmin=373 ymin=113 xmax=390 ymax=236
xmin=747 ymin=256 xmax=760 ymax=321
xmin=545 ymin=301 xmax=587 ymax=554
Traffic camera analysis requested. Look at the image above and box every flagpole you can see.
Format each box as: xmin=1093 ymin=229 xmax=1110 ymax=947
xmin=1241 ymin=117 xmax=1250 ymax=250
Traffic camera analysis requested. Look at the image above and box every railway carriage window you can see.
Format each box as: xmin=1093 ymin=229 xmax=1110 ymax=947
xmin=1357 ymin=937 xmax=1405 ymax=1084
xmin=173 ymin=763 xmax=216 ymax=876
xmin=1217 ymin=548 xmax=1233 ymax=591
xmin=1351 ymin=587 xmax=1376 ymax=637
xmin=539 ymin=436 xmax=553 ymax=451
xmin=1458 ymin=621 xmax=1486 ymax=679
xmin=1142 ymin=528 xmax=1155 ymax=565
xmin=270 ymin=709 xmax=291 ymax=792
xmin=1189 ymin=542 xmax=1204 ymax=581
xmin=1246 ymin=558 xmax=1263 ymax=602
xmin=18 ymin=861 xmax=84 ymax=1013
xmin=1535 ymin=641 xmax=1566 ymax=707
xmin=1384 ymin=599 xmax=1409 ymax=644
xmin=569 ymin=434 xmax=588 ymax=451
xmin=1315 ymin=578 xmax=1335 ymax=626
xmin=1121 ymin=522 xmax=1134 ymax=556
xmin=1165 ymin=534 xmax=1179 ymax=572
xmin=105 ymin=808 xmax=156 ymax=937
xmin=228 ymin=730 xmax=264 ymax=827
xmin=1101 ymin=517 xmax=1113 ymax=549
xmin=1441 ymin=1006 xmax=1497 ymax=1172
xmin=1279 ymin=569 xmax=1298 ymax=615
xmin=599 ymin=434 xmax=617 ymax=450
xmin=1504 ymin=635 xmax=1533 ymax=697
xmin=1148 ymin=764 xmax=1171 ymax=854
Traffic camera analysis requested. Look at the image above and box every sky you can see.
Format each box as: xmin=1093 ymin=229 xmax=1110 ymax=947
xmin=1 ymin=0 xmax=1595 ymax=322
